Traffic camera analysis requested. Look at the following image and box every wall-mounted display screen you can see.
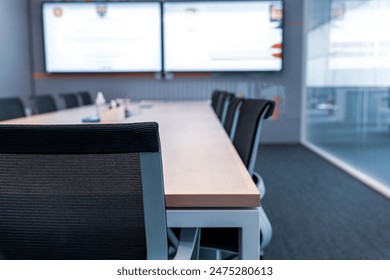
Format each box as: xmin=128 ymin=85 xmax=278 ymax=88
xmin=42 ymin=2 xmax=162 ymax=73
xmin=163 ymin=1 xmax=283 ymax=72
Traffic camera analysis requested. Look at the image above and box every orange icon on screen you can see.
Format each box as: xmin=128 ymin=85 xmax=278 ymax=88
xmin=270 ymin=5 xmax=283 ymax=21
xmin=271 ymin=43 xmax=282 ymax=58
xmin=53 ymin=7 xmax=63 ymax=17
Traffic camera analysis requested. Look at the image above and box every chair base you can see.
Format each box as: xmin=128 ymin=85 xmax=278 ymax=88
xmin=199 ymin=206 xmax=272 ymax=260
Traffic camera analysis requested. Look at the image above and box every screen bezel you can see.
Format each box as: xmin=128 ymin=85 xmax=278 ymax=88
xmin=162 ymin=0 xmax=284 ymax=73
xmin=41 ymin=0 xmax=284 ymax=74
xmin=41 ymin=1 xmax=164 ymax=74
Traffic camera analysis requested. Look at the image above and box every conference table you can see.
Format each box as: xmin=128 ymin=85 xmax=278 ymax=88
xmin=1 ymin=101 xmax=261 ymax=260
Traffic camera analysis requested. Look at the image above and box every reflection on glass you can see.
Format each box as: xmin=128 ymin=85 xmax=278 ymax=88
xmin=305 ymin=0 xmax=390 ymax=187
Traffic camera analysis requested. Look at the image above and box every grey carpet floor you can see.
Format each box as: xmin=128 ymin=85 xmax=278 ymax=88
xmin=255 ymin=144 xmax=390 ymax=260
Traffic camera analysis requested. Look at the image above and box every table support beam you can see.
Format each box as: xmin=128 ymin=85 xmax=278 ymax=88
xmin=167 ymin=208 xmax=260 ymax=260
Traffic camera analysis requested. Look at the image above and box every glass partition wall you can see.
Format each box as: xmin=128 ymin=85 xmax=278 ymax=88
xmin=304 ymin=0 xmax=390 ymax=197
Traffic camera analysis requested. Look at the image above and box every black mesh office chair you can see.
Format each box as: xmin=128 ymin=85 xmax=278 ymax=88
xmin=31 ymin=94 xmax=57 ymax=114
xmin=200 ymin=98 xmax=275 ymax=259
xmin=0 ymin=123 xmax=199 ymax=260
xmin=60 ymin=93 xmax=80 ymax=109
xmin=211 ymin=90 xmax=222 ymax=112
xmin=0 ymin=97 xmax=26 ymax=121
xmin=216 ymin=92 xmax=234 ymax=124
xmin=234 ymin=98 xmax=274 ymax=200
xmin=223 ymin=96 xmax=243 ymax=139
xmin=233 ymin=99 xmax=275 ymax=174
xmin=78 ymin=91 xmax=93 ymax=106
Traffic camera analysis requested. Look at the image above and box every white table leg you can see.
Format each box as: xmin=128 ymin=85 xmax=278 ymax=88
xmin=239 ymin=208 xmax=260 ymax=260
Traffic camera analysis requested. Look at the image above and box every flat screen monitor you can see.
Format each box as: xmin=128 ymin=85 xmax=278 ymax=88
xmin=163 ymin=1 xmax=283 ymax=72
xmin=42 ymin=2 xmax=162 ymax=73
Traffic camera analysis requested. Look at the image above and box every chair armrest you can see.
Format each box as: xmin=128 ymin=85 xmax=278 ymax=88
xmin=172 ymin=228 xmax=200 ymax=260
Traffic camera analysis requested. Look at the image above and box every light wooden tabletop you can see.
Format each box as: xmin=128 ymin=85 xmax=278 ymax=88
xmin=1 ymin=101 xmax=260 ymax=208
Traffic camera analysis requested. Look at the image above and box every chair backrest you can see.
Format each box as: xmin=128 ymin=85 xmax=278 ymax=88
xmin=60 ymin=93 xmax=80 ymax=109
xmin=0 ymin=123 xmax=168 ymax=260
xmin=232 ymin=99 xmax=275 ymax=175
xmin=216 ymin=92 xmax=234 ymax=123
xmin=223 ymin=96 xmax=243 ymax=139
xmin=31 ymin=94 xmax=57 ymax=114
xmin=211 ymin=90 xmax=222 ymax=112
xmin=78 ymin=91 xmax=93 ymax=106
xmin=0 ymin=97 xmax=25 ymax=121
